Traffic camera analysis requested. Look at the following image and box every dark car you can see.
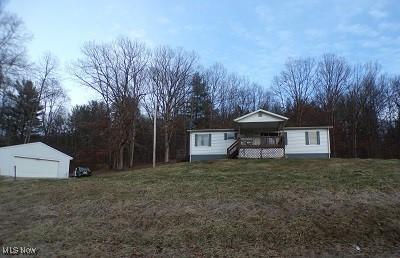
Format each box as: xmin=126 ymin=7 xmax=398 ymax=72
xmin=74 ymin=166 xmax=92 ymax=177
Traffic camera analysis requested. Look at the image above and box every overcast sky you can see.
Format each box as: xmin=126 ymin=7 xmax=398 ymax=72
xmin=8 ymin=0 xmax=400 ymax=107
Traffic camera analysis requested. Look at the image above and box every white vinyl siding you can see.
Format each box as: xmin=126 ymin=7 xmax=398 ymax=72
xmin=285 ymin=129 xmax=329 ymax=154
xmin=190 ymin=131 xmax=236 ymax=156
xmin=189 ymin=128 xmax=330 ymax=159
xmin=0 ymin=142 xmax=72 ymax=178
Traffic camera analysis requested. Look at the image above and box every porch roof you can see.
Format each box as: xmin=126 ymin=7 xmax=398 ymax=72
xmin=187 ymin=128 xmax=236 ymax=132
xmin=237 ymin=121 xmax=285 ymax=131
xmin=234 ymin=109 xmax=287 ymax=131
xmin=234 ymin=109 xmax=289 ymax=123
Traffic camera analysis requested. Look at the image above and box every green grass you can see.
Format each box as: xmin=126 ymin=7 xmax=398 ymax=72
xmin=1 ymin=159 xmax=400 ymax=257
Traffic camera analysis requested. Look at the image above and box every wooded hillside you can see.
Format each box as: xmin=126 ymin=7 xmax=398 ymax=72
xmin=0 ymin=3 xmax=399 ymax=169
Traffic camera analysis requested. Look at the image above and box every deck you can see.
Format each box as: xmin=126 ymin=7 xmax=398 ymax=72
xmin=228 ymin=136 xmax=285 ymax=159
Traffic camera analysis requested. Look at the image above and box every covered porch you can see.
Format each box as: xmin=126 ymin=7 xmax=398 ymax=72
xmin=227 ymin=109 xmax=288 ymax=159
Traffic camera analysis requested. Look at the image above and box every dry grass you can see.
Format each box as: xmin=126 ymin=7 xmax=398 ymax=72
xmin=1 ymin=158 xmax=400 ymax=257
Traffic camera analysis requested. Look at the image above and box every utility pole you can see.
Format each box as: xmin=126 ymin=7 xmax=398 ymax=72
xmin=153 ymin=99 xmax=157 ymax=168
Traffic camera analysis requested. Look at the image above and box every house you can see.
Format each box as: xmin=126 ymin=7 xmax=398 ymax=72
xmin=0 ymin=142 xmax=73 ymax=179
xmin=189 ymin=109 xmax=331 ymax=161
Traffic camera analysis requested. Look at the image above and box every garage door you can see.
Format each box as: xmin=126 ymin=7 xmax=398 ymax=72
xmin=14 ymin=157 xmax=59 ymax=178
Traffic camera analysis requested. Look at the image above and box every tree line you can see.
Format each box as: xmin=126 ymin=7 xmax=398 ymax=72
xmin=0 ymin=3 xmax=399 ymax=170
xmin=69 ymin=38 xmax=278 ymax=168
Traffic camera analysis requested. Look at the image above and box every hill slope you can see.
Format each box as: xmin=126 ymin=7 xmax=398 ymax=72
xmin=1 ymin=159 xmax=400 ymax=257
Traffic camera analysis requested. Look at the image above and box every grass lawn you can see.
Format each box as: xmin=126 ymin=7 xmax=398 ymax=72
xmin=1 ymin=159 xmax=400 ymax=257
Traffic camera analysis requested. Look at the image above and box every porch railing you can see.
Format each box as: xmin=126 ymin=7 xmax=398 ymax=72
xmin=240 ymin=136 xmax=284 ymax=148
xmin=227 ymin=139 xmax=240 ymax=158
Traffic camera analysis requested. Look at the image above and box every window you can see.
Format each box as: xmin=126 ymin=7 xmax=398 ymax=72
xmin=305 ymin=131 xmax=320 ymax=145
xmin=258 ymin=113 xmax=263 ymax=117
xmin=224 ymin=132 xmax=237 ymax=140
xmin=195 ymin=134 xmax=211 ymax=146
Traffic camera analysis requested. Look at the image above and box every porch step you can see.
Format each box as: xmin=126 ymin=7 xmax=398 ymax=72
xmin=227 ymin=139 xmax=240 ymax=159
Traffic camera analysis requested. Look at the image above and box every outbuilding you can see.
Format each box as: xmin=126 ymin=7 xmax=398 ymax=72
xmin=0 ymin=142 xmax=73 ymax=179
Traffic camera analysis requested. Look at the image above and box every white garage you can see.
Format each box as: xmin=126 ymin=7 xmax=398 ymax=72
xmin=0 ymin=142 xmax=73 ymax=179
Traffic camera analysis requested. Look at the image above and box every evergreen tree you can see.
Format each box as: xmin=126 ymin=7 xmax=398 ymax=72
xmin=3 ymin=80 xmax=43 ymax=143
xmin=68 ymin=101 xmax=110 ymax=166
xmin=190 ymin=72 xmax=211 ymax=128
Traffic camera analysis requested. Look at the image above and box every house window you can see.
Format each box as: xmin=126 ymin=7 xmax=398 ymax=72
xmin=195 ymin=134 xmax=211 ymax=146
xmin=224 ymin=132 xmax=237 ymax=140
xmin=305 ymin=131 xmax=320 ymax=145
xmin=258 ymin=113 xmax=262 ymax=117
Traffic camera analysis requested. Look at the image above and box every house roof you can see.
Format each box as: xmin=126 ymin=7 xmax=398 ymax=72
xmin=0 ymin=142 xmax=73 ymax=159
xmin=233 ymin=109 xmax=289 ymax=123
xmin=187 ymin=126 xmax=333 ymax=133
xmin=284 ymin=126 xmax=333 ymax=130
xmin=187 ymin=129 xmax=236 ymax=133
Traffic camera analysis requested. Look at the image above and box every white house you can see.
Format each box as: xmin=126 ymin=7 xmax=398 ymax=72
xmin=189 ymin=109 xmax=331 ymax=161
xmin=0 ymin=142 xmax=73 ymax=179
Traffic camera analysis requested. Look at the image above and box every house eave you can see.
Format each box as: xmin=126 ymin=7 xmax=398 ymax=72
xmin=284 ymin=126 xmax=333 ymax=130
xmin=234 ymin=109 xmax=289 ymax=122
xmin=187 ymin=128 xmax=236 ymax=133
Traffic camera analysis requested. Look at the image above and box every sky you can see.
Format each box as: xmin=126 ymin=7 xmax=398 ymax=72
xmin=7 ymin=0 xmax=400 ymax=107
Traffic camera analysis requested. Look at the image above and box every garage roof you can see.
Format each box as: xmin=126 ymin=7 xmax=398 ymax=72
xmin=0 ymin=142 xmax=73 ymax=159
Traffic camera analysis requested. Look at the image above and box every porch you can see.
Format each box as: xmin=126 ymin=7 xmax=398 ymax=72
xmin=227 ymin=109 xmax=288 ymax=159
xmin=227 ymin=132 xmax=286 ymax=159
xmin=240 ymin=135 xmax=284 ymax=148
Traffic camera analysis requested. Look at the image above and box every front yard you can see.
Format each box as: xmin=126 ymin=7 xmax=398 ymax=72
xmin=1 ymin=159 xmax=400 ymax=257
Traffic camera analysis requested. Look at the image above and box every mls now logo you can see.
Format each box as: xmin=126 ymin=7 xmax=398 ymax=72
xmin=2 ymin=246 xmax=39 ymax=255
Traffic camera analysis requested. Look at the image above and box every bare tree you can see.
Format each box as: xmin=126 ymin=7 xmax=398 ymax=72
xmin=72 ymin=38 xmax=148 ymax=169
xmin=273 ymin=57 xmax=316 ymax=126
xmin=248 ymin=83 xmax=275 ymax=111
xmin=203 ymin=63 xmax=227 ymax=127
xmin=0 ymin=1 xmax=30 ymax=89
xmin=24 ymin=53 xmax=59 ymax=143
xmin=345 ymin=62 xmax=386 ymax=157
xmin=203 ymin=63 xmax=276 ymax=126
xmin=148 ymin=46 xmax=197 ymax=162
xmin=40 ymin=80 xmax=68 ymax=137
xmin=235 ymin=77 xmax=253 ymax=114
xmin=222 ymin=73 xmax=242 ymax=121
xmin=315 ymin=54 xmax=351 ymax=111
xmin=389 ymin=76 xmax=400 ymax=122
xmin=315 ymin=54 xmax=351 ymax=156
xmin=0 ymin=0 xmax=30 ymax=134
